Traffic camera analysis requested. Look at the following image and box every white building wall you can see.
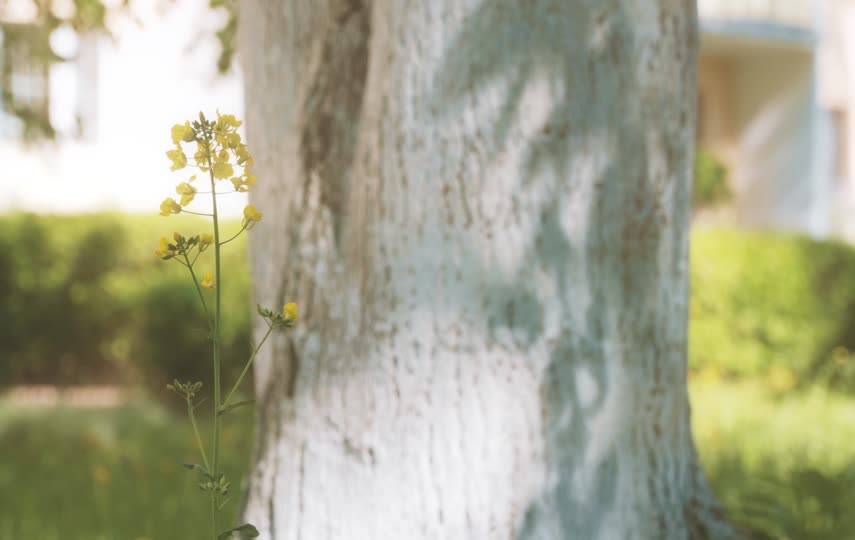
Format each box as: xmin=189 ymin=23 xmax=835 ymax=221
xmin=1 ymin=0 xmax=247 ymax=217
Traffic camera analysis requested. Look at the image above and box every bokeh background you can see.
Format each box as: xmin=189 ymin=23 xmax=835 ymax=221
xmin=3 ymin=1 xmax=855 ymax=539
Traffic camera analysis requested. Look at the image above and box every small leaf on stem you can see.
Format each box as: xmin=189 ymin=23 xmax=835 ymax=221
xmin=218 ymin=399 xmax=255 ymax=416
xmin=218 ymin=523 xmax=260 ymax=539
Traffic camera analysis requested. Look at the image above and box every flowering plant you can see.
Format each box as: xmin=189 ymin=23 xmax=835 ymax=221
xmin=156 ymin=112 xmax=296 ymax=539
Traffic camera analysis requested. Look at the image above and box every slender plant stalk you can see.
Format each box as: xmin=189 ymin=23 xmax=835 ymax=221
xmin=223 ymin=324 xmax=274 ymax=408
xmin=187 ymin=399 xmax=210 ymax=472
xmin=158 ymin=113 xmax=289 ymax=540
xmin=183 ymin=252 xmax=213 ymax=328
xmin=207 ymin=137 xmax=223 ymax=540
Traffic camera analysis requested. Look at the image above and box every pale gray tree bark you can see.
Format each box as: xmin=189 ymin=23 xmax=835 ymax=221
xmin=238 ymin=1 xmax=740 ymax=538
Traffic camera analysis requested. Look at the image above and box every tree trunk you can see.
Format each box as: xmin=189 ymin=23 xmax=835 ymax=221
xmin=238 ymin=1 xmax=739 ymax=538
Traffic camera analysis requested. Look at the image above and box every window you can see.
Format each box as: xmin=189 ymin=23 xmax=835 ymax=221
xmin=0 ymin=23 xmax=53 ymax=139
xmin=832 ymin=108 xmax=848 ymax=183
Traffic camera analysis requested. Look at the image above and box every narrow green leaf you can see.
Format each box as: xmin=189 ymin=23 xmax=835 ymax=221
xmin=218 ymin=399 xmax=255 ymax=416
xmin=182 ymin=462 xmax=212 ymax=479
xmin=218 ymin=523 xmax=260 ymax=539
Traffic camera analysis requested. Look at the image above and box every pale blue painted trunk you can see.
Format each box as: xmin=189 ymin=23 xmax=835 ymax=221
xmin=239 ymin=1 xmax=739 ymax=538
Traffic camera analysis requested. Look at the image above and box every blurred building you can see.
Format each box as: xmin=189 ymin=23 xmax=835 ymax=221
xmin=0 ymin=0 xmax=247 ymax=217
xmin=697 ymin=0 xmax=855 ymax=239
xmin=2 ymin=1 xmax=855 ymax=234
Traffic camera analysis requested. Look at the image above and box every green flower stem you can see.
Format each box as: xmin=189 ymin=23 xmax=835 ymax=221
xmin=206 ymin=137 xmax=223 ymax=540
xmin=182 ymin=252 xmax=213 ymax=329
xmin=222 ymin=323 xmax=274 ymax=410
xmin=187 ymin=399 xmax=210 ymax=472
xmin=218 ymin=223 xmax=247 ymax=247
xmin=211 ymin=497 xmax=217 ymax=540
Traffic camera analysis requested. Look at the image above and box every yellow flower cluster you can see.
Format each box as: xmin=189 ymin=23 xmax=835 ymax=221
xmin=153 ymin=231 xmax=212 ymax=261
xmin=176 ymin=182 xmax=197 ymax=206
xmin=283 ymin=302 xmax=298 ymax=324
xmin=256 ymin=302 xmax=299 ymax=328
xmin=160 ymin=198 xmax=182 ymax=216
xmin=159 ymin=112 xmax=263 ymax=228
xmin=200 ymin=272 xmax=216 ymax=290
xmin=242 ymin=204 xmax=263 ymax=229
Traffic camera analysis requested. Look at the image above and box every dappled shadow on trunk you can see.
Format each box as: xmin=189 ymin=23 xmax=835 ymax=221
xmin=430 ymin=0 xmax=721 ymax=538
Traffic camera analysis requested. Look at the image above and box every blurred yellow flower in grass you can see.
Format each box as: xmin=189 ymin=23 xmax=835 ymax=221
xmin=283 ymin=302 xmax=298 ymax=324
xmin=200 ymin=272 xmax=216 ymax=290
xmin=159 ymin=198 xmax=182 ymax=216
xmin=768 ymin=365 xmax=797 ymax=393
xmin=833 ymin=346 xmax=850 ymax=366
xmin=242 ymin=204 xmax=263 ymax=228
xmin=92 ymin=465 xmax=111 ymax=486
xmin=175 ymin=182 xmax=197 ymax=206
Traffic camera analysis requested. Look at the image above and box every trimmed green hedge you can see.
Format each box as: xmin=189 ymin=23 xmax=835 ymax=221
xmin=2 ymin=213 xmax=855 ymax=395
xmin=0 ymin=212 xmax=251 ymax=394
xmin=691 ymin=228 xmax=855 ymax=388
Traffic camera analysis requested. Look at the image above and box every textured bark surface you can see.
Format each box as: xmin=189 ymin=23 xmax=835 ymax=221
xmin=239 ymin=1 xmax=740 ymax=538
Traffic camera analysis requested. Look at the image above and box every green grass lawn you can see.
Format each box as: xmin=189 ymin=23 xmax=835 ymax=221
xmin=0 ymin=381 xmax=853 ymax=540
xmin=0 ymin=402 xmax=254 ymax=540
xmin=693 ymin=379 xmax=855 ymax=540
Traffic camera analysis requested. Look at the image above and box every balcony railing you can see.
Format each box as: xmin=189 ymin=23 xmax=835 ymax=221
xmin=698 ymin=0 xmax=814 ymax=30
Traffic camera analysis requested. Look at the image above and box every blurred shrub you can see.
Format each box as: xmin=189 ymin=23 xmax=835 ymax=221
xmin=6 ymin=213 xmax=855 ymax=395
xmin=691 ymin=228 xmax=855 ymax=388
xmin=0 ymin=212 xmax=251 ymax=397
xmin=694 ymin=149 xmax=731 ymax=209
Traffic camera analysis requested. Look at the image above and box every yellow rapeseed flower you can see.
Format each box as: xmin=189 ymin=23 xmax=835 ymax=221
xmin=212 ymin=161 xmax=234 ymax=180
xmin=235 ymin=144 xmax=253 ymax=167
xmin=166 ymin=147 xmax=187 ymax=171
xmin=176 ymin=182 xmax=197 ymax=206
xmin=200 ymin=233 xmax=213 ymax=248
xmin=242 ymin=204 xmax=263 ymax=228
xmin=225 ymin=132 xmax=241 ymax=148
xmin=160 ymin=198 xmax=182 ymax=216
xmin=200 ymin=272 xmax=216 ymax=290
xmin=154 ymin=237 xmax=174 ymax=259
xmin=216 ymin=113 xmax=241 ymax=130
xmin=283 ymin=302 xmax=298 ymax=323
xmin=171 ymin=122 xmax=195 ymax=145
xmin=230 ymin=174 xmax=256 ymax=193
xmin=195 ymin=142 xmax=211 ymax=169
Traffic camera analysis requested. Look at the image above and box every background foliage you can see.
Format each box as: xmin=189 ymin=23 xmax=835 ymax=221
xmin=0 ymin=213 xmax=251 ymax=394
xmin=694 ymin=149 xmax=732 ymax=209
xmin=691 ymin=228 xmax=855 ymax=390
xmin=5 ymin=214 xmax=855 ymax=396
xmin=3 ymin=215 xmax=855 ymax=539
